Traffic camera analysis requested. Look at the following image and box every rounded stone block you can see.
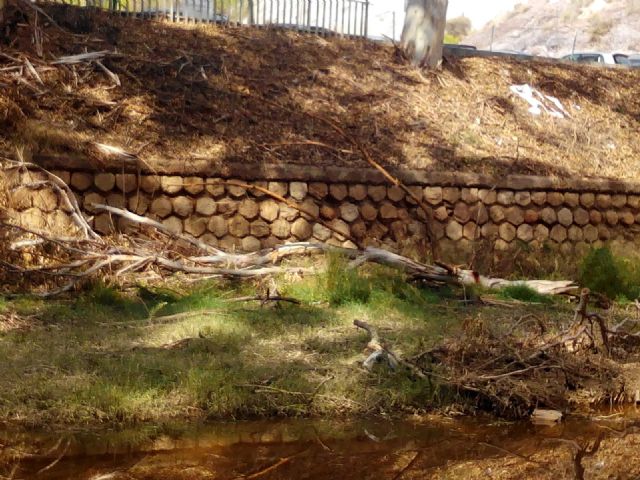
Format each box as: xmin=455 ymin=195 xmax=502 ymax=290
xmin=453 ymin=202 xmax=471 ymax=223
xmin=387 ymin=186 xmax=405 ymax=202
xmin=195 ymin=197 xmax=217 ymax=216
xmin=590 ymin=210 xmax=602 ymax=225
xmin=405 ymin=186 xmax=423 ymax=205
xmin=184 ymin=176 xmax=205 ymax=195
xmin=628 ymin=195 xmax=640 ymax=209
xmin=598 ymin=224 xmax=611 ymax=240
xmin=229 ymin=216 xmax=250 ymax=237
xmin=612 ymin=194 xmax=627 ymax=208
xmin=208 ymin=216 xmax=228 ymax=238
xmin=596 ymin=194 xmax=611 ymax=209
xmin=540 ymin=207 xmax=557 ymax=225
xmin=567 ymin=225 xmax=583 ymax=242
xmin=265 ymin=182 xmax=286 ymax=197
xmin=442 ymin=187 xmax=461 ymax=204
xmin=531 ymin=191 xmax=547 ymax=206
xmin=172 ymin=196 xmax=194 ymax=218
xmin=347 ymin=184 xmax=367 ymax=201
xmin=446 ymin=221 xmax=463 ymax=241
xmin=478 ymin=189 xmax=497 ymax=205
xmin=94 ymin=173 xmax=116 ymax=192
xmin=494 ymin=239 xmax=511 ymax=252
xmin=320 ymin=205 xmax=338 ymax=220
xmin=620 ymin=210 xmax=635 ymax=226
xmin=259 ymin=200 xmax=280 ymax=222
xmin=524 ymin=209 xmax=539 ymax=224
xmin=291 ymin=218 xmax=312 ymax=240
xmin=313 ymin=223 xmax=332 ymax=241
xmin=289 ymin=182 xmax=308 ymax=201
xmin=184 ymin=216 xmax=207 ymax=237
xmin=279 ymin=205 xmax=299 ymax=222
xmin=115 ymin=174 xmax=137 ymax=193
xmin=140 ymin=175 xmax=161 ymax=193
xmin=128 ymin=193 xmax=150 ymax=215
xmin=239 ymin=199 xmax=259 ymax=220
xmin=331 ymin=219 xmax=350 ymax=241
xmin=563 ymin=192 xmax=580 ymax=207
xmin=463 ymin=222 xmax=479 ymax=240
xmin=83 ymin=192 xmax=105 ymax=214
xmin=329 ymin=184 xmax=348 ymax=201
xmin=309 ymin=182 xmax=329 ymax=199
xmin=499 ymin=223 xmax=516 ymax=242
xmin=605 ymin=210 xmax=619 ymax=226
xmin=340 ymin=203 xmax=360 ymax=223
xmin=422 ymin=186 xmax=443 ymax=206
xmin=550 ymin=225 xmax=567 ymax=243
xmin=360 ymin=202 xmax=378 ymax=221
xmin=106 ymin=192 xmax=126 ymax=209
xmin=434 ymin=206 xmax=449 ymax=222
xmin=470 ymin=204 xmax=489 ymax=224
xmin=217 ymin=199 xmax=238 ymax=217
xmin=573 ymin=208 xmax=589 ymax=226
xmin=497 ymin=190 xmax=514 ymax=206
xmin=557 ymin=208 xmax=573 ymax=227
xmin=70 ymin=172 xmax=93 ymax=191
xmin=547 ymin=192 xmax=564 ymax=207
xmin=516 ymin=224 xmax=533 ymax=242
xmin=271 ymin=218 xmax=291 ymax=239
xmin=533 ymin=224 xmax=549 ymax=242
xmin=205 ymin=179 xmax=225 ymax=197
xmin=505 ymin=206 xmax=524 ymax=226
xmin=489 ymin=205 xmax=505 ymax=223
xmin=368 ymin=185 xmax=387 ymax=202
xmin=300 ymin=198 xmax=320 ymax=220
xmin=226 ymin=181 xmax=246 ymax=198
xmin=162 ymin=216 xmax=183 ymax=234
xmin=351 ymin=220 xmax=367 ymax=239
xmin=583 ymin=225 xmax=598 ymax=243
xmin=514 ymin=191 xmax=531 ymax=207
xmin=250 ymin=220 xmax=271 ymax=238
xmin=380 ymin=202 xmax=398 ymax=220
xmin=161 ymin=176 xmax=183 ymax=194
xmin=241 ymin=236 xmax=261 ymax=252
xmin=580 ymin=193 xmax=595 ymax=208
xmin=461 ymin=188 xmax=479 ymax=203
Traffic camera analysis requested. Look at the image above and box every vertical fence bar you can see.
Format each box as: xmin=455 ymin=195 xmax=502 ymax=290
xmin=346 ymin=0 xmax=351 ymax=36
xmin=321 ymin=0 xmax=326 ymax=35
xmin=363 ymin=0 xmax=368 ymax=38
xmin=306 ymin=0 xmax=310 ymax=32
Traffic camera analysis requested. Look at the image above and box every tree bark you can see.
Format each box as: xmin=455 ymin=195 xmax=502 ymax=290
xmin=401 ymin=0 xmax=448 ymax=68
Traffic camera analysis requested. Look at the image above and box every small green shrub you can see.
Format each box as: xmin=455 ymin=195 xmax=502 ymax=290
xmin=579 ymin=247 xmax=640 ymax=301
xmin=498 ymin=284 xmax=553 ymax=304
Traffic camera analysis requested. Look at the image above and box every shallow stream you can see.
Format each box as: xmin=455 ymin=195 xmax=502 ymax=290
xmin=3 ymin=410 xmax=640 ymax=479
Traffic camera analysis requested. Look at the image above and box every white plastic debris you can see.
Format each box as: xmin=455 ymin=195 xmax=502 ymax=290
xmin=509 ymin=84 xmax=570 ymax=119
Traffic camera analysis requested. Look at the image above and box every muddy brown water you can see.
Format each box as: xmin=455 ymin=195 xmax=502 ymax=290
xmin=3 ymin=411 xmax=640 ymax=480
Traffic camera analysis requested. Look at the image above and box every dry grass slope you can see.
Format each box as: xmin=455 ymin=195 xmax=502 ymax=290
xmin=0 ymin=4 xmax=639 ymax=181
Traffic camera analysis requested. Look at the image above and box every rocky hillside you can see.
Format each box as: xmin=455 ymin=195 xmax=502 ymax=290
xmin=464 ymin=0 xmax=640 ymax=57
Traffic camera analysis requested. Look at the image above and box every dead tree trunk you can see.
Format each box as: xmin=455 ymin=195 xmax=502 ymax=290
xmin=401 ymin=0 xmax=448 ymax=68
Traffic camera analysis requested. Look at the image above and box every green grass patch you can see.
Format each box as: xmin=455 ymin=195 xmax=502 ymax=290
xmin=497 ymin=284 xmax=554 ymax=304
xmin=0 ymin=262 xmax=515 ymax=427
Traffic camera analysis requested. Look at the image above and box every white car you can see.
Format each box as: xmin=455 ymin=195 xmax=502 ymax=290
xmin=562 ymin=52 xmax=629 ymax=66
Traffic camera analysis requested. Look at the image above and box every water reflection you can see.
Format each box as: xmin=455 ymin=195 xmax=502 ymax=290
xmin=2 ymin=413 xmax=640 ymax=479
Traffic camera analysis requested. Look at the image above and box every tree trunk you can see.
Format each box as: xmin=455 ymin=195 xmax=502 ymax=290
xmin=401 ymin=0 xmax=448 ymax=68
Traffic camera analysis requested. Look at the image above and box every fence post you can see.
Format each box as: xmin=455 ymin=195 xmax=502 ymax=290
xmin=363 ymin=0 xmax=368 ymax=38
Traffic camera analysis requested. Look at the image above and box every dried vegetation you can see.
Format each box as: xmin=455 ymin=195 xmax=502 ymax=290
xmin=0 ymin=2 xmax=639 ymax=179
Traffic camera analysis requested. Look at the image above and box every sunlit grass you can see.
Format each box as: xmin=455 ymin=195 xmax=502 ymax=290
xmin=0 ymin=263 xmax=487 ymax=427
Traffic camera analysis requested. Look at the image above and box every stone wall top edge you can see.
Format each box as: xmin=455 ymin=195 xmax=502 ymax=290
xmin=35 ymin=155 xmax=640 ymax=194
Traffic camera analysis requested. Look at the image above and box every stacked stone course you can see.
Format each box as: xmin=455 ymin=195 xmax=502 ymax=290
xmin=11 ymin=168 xmax=640 ymax=262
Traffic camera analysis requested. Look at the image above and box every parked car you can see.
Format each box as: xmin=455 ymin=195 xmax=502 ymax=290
xmin=562 ymin=52 xmax=629 ymax=65
xmin=629 ymin=54 xmax=640 ymax=68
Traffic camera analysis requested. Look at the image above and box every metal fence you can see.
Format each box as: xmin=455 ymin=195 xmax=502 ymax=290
xmin=40 ymin=0 xmax=369 ymax=37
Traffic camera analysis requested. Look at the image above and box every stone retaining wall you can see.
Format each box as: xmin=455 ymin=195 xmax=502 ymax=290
xmin=12 ymin=161 xmax=640 ymax=265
